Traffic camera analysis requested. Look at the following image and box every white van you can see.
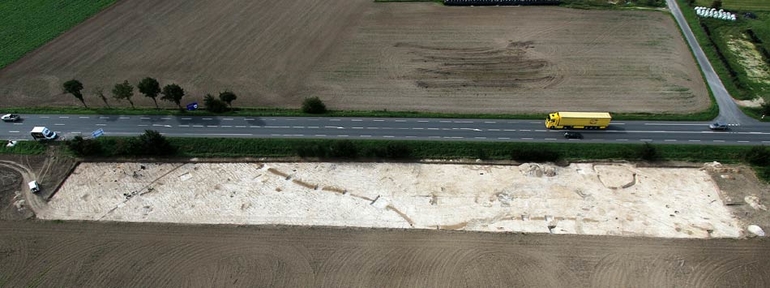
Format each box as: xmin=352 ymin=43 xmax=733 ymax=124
xmin=28 ymin=181 xmax=40 ymax=193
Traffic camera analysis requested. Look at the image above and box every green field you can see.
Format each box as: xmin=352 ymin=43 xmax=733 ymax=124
xmin=681 ymin=0 xmax=770 ymax=108
xmin=0 ymin=0 xmax=117 ymax=69
xmin=694 ymin=0 xmax=770 ymax=11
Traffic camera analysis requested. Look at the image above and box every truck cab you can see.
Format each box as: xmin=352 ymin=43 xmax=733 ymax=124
xmin=30 ymin=126 xmax=57 ymax=141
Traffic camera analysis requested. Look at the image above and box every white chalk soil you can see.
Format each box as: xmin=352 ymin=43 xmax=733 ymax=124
xmin=38 ymin=162 xmax=744 ymax=238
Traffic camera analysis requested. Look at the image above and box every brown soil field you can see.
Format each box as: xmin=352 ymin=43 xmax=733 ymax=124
xmin=0 ymin=220 xmax=768 ymax=287
xmin=0 ymin=1 xmax=708 ymax=114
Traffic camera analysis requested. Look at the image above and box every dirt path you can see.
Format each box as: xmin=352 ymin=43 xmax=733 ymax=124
xmin=0 ymin=221 xmax=768 ymax=287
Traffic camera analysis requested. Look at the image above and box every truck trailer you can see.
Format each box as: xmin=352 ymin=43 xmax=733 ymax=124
xmin=545 ymin=112 xmax=611 ymax=129
xmin=30 ymin=127 xmax=57 ymax=141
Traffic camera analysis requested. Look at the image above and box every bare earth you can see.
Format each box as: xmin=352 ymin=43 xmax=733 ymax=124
xmin=0 ymin=1 xmax=708 ymax=113
xmin=1 ymin=158 xmax=769 ymax=287
xmin=40 ymin=162 xmax=762 ymax=239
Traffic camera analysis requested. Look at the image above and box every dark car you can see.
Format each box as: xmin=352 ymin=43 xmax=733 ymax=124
xmin=708 ymin=122 xmax=728 ymax=131
xmin=564 ymin=132 xmax=583 ymax=139
xmin=1 ymin=114 xmax=20 ymax=122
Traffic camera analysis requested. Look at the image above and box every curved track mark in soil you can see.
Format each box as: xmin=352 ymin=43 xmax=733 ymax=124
xmin=0 ymin=160 xmax=44 ymax=214
xmin=590 ymin=253 xmax=684 ymax=287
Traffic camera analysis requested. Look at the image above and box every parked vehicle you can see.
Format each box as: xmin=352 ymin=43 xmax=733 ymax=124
xmin=546 ymin=112 xmax=611 ymax=129
xmin=30 ymin=126 xmax=57 ymax=141
xmin=1 ymin=114 xmax=20 ymax=122
xmin=708 ymin=122 xmax=728 ymax=131
xmin=28 ymin=181 xmax=40 ymax=193
xmin=563 ymin=132 xmax=583 ymax=139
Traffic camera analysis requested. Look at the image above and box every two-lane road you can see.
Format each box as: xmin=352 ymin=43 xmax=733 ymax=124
xmin=4 ymin=114 xmax=770 ymax=146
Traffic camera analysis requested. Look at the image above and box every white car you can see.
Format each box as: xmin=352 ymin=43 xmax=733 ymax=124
xmin=1 ymin=114 xmax=21 ymax=122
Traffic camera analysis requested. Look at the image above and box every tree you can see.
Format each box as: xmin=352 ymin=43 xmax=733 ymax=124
xmin=203 ymin=94 xmax=228 ymax=113
xmin=161 ymin=84 xmax=185 ymax=109
xmin=93 ymin=87 xmax=110 ymax=108
xmin=302 ymin=97 xmax=327 ymax=114
xmin=63 ymin=80 xmax=87 ymax=108
xmin=711 ymin=0 xmax=722 ymax=9
xmin=112 ymin=80 xmax=135 ymax=108
xmin=137 ymin=77 xmax=161 ymax=109
xmin=219 ymin=90 xmax=237 ymax=108
xmin=135 ymin=130 xmax=175 ymax=156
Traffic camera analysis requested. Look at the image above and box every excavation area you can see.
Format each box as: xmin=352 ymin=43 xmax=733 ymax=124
xmin=36 ymin=161 xmax=768 ymax=239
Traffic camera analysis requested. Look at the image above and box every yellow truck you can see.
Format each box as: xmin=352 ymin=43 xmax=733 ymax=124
xmin=545 ymin=112 xmax=611 ymax=129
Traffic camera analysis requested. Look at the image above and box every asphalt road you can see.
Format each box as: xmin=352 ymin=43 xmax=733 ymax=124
xmin=666 ymin=0 xmax=756 ymax=125
xmin=3 ymin=115 xmax=770 ymax=146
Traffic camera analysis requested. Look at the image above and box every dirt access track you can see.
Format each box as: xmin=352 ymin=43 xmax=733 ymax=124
xmin=0 ymin=0 xmax=708 ymax=114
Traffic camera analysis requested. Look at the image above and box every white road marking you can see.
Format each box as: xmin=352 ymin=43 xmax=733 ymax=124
xmin=119 ymin=117 xmax=130 ymax=120
xmin=181 ymin=118 xmax=192 ymax=120
xmin=207 ymin=125 xmax=218 ymax=128
xmin=522 ymin=137 xmax=534 ymax=140
xmin=352 ymin=127 xmax=364 ymax=129
xmin=79 ymin=116 xmax=89 ymax=119
xmin=454 ymin=121 xmax=473 ymax=124
xmin=235 ymin=126 xmax=246 ymax=128
xmin=488 ymin=129 xmax=501 ymax=131
xmin=503 ymin=129 xmax=516 ymax=132
xmin=616 ymin=139 xmax=628 ymax=141
xmin=337 ymin=135 xmax=349 ymax=137
xmin=738 ymin=141 xmax=750 ymax=143
xmin=54 ymin=123 xmax=65 ymax=126
xmin=664 ymin=139 xmax=677 ymax=142
xmin=689 ymin=140 xmax=701 ymax=142
xmin=9 ymin=131 xmax=19 ymax=133
xmin=713 ymin=140 xmax=725 ymax=142
xmin=545 ymin=138 xmax=557 ymax=141
xmin=40 ymin=116 xmax=50 ymax=118
xmin=498 ymin=137 xmax=510 ymax=140
xmin=96 ymin=124 xmax=107 ymax=126
xmin=315 ymin=134 xmax=327 ymax=137
xmin=351 ymin=119 xmax=363 ymax=122
xmin=384 ymin=135 xmax=395 ymax=138
xmin=202 ymin=118 xmax=213 ymax=120
xmin=640 ymin=139 xmax=653 ymax=142
xmin=223 ymin=118 xmax=234 ymax=121
xmin=475 ymin=137 xmax=487 ymax=139
xmin=395 ymin=120 xmax=407 ymax=122
xmin=484 ymin=121 xmax=496 ymax=124
xmin=99 ymin=116 xmax=110 ymax=119
xmin=360 ymin=135 xmax=372 ymax=138
xmin=520 ymin=129 xmax=531 ymax=132
xmin=373 ymin=119 xmax=384 ymax=122
xmin=59 ymin=116 xmax=69 ymax=119
xmin=412 ymin=128 xmax=424 ymax=130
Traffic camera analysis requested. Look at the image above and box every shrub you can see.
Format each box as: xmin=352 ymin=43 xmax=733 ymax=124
xmin=710 ymin=0 xmax=721 ymax=9
xmin=302 ymin=97 xmax=327 ymax=114
xmin=204 ymin=94 xmax=229 ymax=113
xmin=66 ymin=136 xmax=102 ymax=156
xmin=639 ymin=142 xmax=659 ymax=161
xmin=329 ymin=140 xmax=357 ymax=158
xmin=296 ymin=144 xmax=328 ymax=158
xmin=510 ymin=148 xmax=560 ymax=162
xmin=744 ymin=146 xmax=770 ymax=166
xmin=365 ymin=142 xmax=412 ymax=159
xmin=135 ymin=130 xmax=176 ymax=156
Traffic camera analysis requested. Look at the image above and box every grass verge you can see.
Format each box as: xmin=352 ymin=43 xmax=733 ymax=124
xmin=0 ymin=140 xmax=46 ymax=155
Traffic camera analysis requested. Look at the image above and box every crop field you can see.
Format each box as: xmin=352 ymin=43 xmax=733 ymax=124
xmin=0 ymin=0 xmax=708 ymax=114
xmin=0 ymin=0 xmax=117 ymax=69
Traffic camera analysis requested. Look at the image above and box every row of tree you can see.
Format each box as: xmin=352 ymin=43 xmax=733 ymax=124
xmin=62 ymin=78 xmax=235 ymax=111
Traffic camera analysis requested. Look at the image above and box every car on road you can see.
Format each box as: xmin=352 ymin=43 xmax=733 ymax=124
xmin=564 ymin=132 xmax=583 ymax=139
xmin=708 ymin=122 xmax=728 ymax=131
xmin=1 ymin=114 xmax=21 ymax=122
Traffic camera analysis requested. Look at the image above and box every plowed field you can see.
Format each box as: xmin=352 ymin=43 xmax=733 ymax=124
xmin=0 ymin=221 xmax=768 ymax=287
xmin=0 ymin=0 xmax=708 ymax=114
